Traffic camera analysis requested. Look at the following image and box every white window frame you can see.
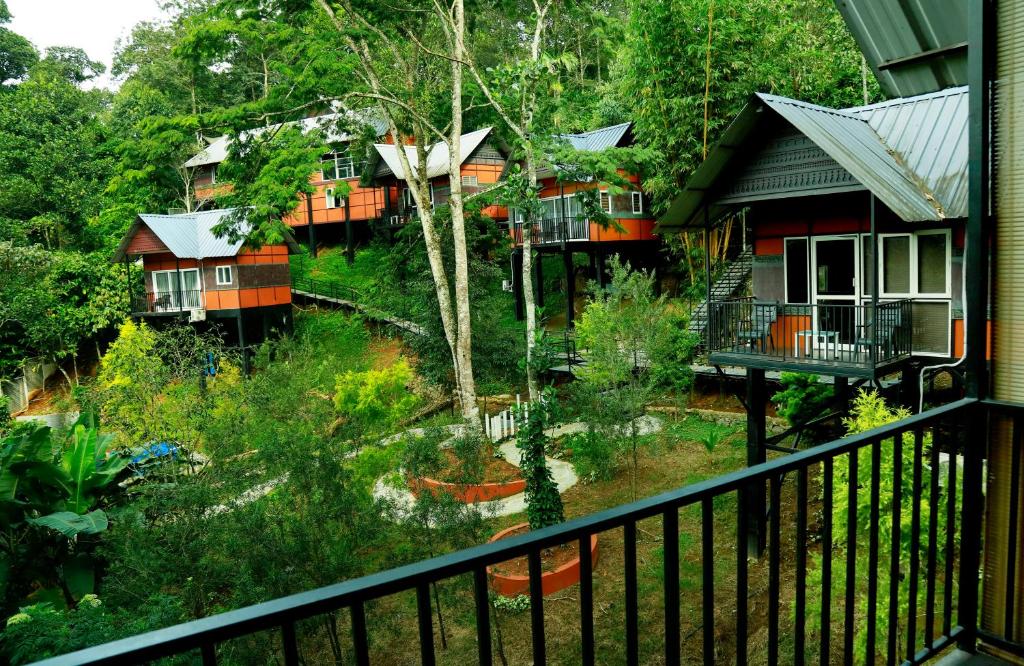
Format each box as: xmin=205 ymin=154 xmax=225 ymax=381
xmin=152 ymin=268 xmax=202 ymax=309
xmin=877 ymin=230 xmax=952 ymax=299
xmin=320 ymin=150 xmax=358 ymax=181
xmin=215 ymin=265 xmax=233 ymax=286
xmin=599 ymin=190 xmax=612 ymax=214
xmin=631 ymin=191 xmax=643 ymax=215
xmin=325 ymin=187 xmax=336 ymax=209
xmin=461 ymin=175 xmax=479 ymax=187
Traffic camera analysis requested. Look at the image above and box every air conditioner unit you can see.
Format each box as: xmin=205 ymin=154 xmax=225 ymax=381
xmin=189 ymin=308 xmax=207 ymax=322
xmin=502 ymin=279 xmax=513 ymax=293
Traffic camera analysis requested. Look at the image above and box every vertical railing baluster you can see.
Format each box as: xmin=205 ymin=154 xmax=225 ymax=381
xmin=887 ymin=433 xmax=904 ymax=665
xmin=201 ymin=643 xmax=217 ymax=666
xmin=528 ymin=549 xmax=546 ymax=665
xmin=282 ymin=621 xmax=300 ymax=666
xmin=736 ymin=488 xmax=749 ymax=666
xmin=625 ymin=521 xmax=639 ymax=666
xmin=907 ymin=428 xmax=924 ymax=662
xmin=943 ymin=418 xmax=958 ymax=638
xmin=821 ymin=458 xmax=833 ymax=666
xmin=843 ymin=451 xmax=858 ymax=661
xmin=580 ymin=533 xmax=595 ymax=666
xmin=702 ymin=497 xmax=715 ymax=666
xmin=350 ymin=603 xmax=370 ymax=666
xmin=664 ymin=509 xmax=681 ymax=666
xmin=926 ymin=424 xmax=941 ymax=647
xmin=473 ymin=568 xmax=492 ymax=666
xmin=866 ymin=439 xmax=881 ymax=660
xmin=768 ymin=477 xmax=781 ymax=666
xmin=795 ymin=468 xmax=808 ymax=666
xmin=416 ymin=584 xmax=436 ymax=666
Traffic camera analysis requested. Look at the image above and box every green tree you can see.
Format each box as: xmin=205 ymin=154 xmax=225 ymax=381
xmin=0 ymin=1 xmax=37 ymax=85
xmin=516 ymin=393 xmax=564 ymax=531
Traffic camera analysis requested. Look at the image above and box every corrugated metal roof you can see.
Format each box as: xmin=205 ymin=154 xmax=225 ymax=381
xmin=183 ymin=110 xmax=389 ymax=168
xmin=658 ymin=86 xmax=968 ymax=231
xmin=758 ymin=94 xmax=941 ymax=221
xmin=373 ymin=127 xmax=493 ymax=181
xmin=834 ymin=0 xmax=967 ymax=99
xmin=851 ymin=85 xmax=968 ymax=220
xmin=556 ymin=122 xmax=632 ymax=152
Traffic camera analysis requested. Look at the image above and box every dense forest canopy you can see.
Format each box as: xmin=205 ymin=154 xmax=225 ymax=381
xmin=0 ymin=0 xmax=874 ymax=375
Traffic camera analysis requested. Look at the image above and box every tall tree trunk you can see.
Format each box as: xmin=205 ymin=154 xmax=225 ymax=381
xmin=448 ymin=0 xmax=481 ymax=426
xmin=522 ymin=145 xmax=540 ymax=401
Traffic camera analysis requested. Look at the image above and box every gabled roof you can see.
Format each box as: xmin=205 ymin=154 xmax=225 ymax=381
xmin=112 ymin=208 xmax=300 ymax=262
xmin=834 ymin=0 xmax=967 ymax=99
xmin=183 ymin=110 xmax=389 ymax=168
xmin=556 ymin=122 xmax=633 ymax=152
xmin=658 ymin=86 xmax=968 ymax=230
xmin=372 ymin=127 xmax=494 ymax=181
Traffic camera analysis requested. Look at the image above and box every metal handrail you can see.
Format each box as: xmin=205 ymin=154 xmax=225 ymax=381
xmin=512 ymin=216 xmax=591 ymax=245
xmin=132 ymin=290 xmax=204 ymax=313
xmin=34 ymin=397 xmax=991 ymax=666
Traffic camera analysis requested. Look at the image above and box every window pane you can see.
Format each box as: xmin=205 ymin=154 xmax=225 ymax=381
xmin=883 ymin=236 xmax=911 ymax=293
xmin=785 ymin=238 xmax=809 ymax=304
xmin=155 ymin=272 xmax=169 ymax=293
xmin=918 ymin=233 xmax=948 ymax=294
xmin=861 ymin=235 xmax=874 ymax=295
xmin=912 ymin=301 xmax=951 ymax=355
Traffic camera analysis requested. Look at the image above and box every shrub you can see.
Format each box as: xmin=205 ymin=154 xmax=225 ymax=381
xmin=565 ymin=430 xmax=617 ymax=483
xmin=649 ymin=313 xmax=699 ymax=394
xmin=772 ymin=372 xmax=833 ymax=427
xmin=334 ymin=360 xmax=420 ymax=432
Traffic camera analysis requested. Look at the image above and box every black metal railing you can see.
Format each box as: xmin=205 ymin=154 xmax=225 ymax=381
xmin=290 ymin=277 xmax=362 ymax=304
xmin=706 ymin=298 xmax=913 ymax=370
xmin=512 ymin=216 xmax=591 ymax=245
xmin=375 ymin=210 xmax=416 ymax=228
xmin=132 ymin=290 xmax=204 ymax=314
xmin=33 ymin=397 xmax=1017 ymax=665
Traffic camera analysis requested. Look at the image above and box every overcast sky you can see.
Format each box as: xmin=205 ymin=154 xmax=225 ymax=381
xmin=6 ymin=0 xmax=166 ymax=89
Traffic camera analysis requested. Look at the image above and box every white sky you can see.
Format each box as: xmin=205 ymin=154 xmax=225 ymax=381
xmin=7 ymin=0 xmax=166 ymax=89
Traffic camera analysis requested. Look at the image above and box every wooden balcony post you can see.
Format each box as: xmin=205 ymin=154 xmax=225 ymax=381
xmin=512 ymin=249 xmax=525 ymax=321
xmin=745 ymin=367 xmax=767 ymax=558
xmin=535 ymin=253 xmax=544 ymax=309
xmin=305 ymin=191 xmax=317 ymax=258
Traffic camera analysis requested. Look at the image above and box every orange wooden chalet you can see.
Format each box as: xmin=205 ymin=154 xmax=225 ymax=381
xmin=509 ymin=122 xmax=657 ymax=325
xmin=112 ymin=208 xmax=300 ymax=363
xmin=368 ymin=127 xmax=510 ymax=234
xmin=183 ymin=112 xmax=391 ymax=258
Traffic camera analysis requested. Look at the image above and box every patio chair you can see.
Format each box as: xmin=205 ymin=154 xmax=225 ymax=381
xmin=152 ymin=293 xmax=172 ymax=311
xmin=736 ymin=303 xmax=777 ymax=352
xmin=856 ymin=306 xmax=903 ymax=360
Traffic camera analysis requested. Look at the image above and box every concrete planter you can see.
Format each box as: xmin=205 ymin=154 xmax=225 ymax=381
xmin=486 ymin=522 xmax=599 ymax=597
xmin=407 ymin=476 xmax=526 ymax=503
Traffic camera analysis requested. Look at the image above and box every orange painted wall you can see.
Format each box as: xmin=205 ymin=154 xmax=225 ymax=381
xmin=530 ymin=171 xmax=653 ymax=243
xmin=282 ymin=179 xmax=388 ymax=227
xmin=952 ymin=318 xmax=993 ymax=360
xmin=140 ymin=245 xmax=291 ymax=311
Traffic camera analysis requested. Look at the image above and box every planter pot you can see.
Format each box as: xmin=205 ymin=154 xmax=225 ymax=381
xmin=408 ymin=475 xmax=526 ymax=504
xmin=486 ymin=523 xmax=599 ymax=597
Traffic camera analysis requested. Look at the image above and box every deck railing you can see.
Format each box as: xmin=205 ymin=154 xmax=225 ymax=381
xmin=33 ymin=397 xmax=1023 ymax=665
xmin=131 ymin=289 xmax=204 ymax=314
xmin=512 ymin=216 xmax=590 ymax=245
xmin=706 ymin=298 xmax=913 ymax=370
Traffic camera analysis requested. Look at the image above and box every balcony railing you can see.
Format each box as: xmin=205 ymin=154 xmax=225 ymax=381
xmin=132 ymin=290 xmax=204 ymax=314
xmin=706 ymin=298 xmax=913 ymax=373
xmin=512 ymin=216 xmax=591 ymax=245
xmin=35 ymin=397 xmax=1024 ymax=666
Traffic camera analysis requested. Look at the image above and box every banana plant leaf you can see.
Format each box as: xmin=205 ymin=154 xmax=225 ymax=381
xmin=0 ymin=426 xmax=54 ymax=502
xmin=27 ymin=510 xmax=108 ymax=538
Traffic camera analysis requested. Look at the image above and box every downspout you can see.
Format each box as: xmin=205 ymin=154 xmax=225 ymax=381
xmin=870 ymin=194 xmax=878 ymax=370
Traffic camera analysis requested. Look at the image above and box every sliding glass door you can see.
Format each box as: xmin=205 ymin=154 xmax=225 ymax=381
xmin=812 ymin=236 xmax=860 ymax=348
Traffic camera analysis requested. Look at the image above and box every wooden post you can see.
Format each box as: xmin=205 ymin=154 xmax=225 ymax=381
xmin=237 ymin=314 xmax=249 ymax=375
xmin=345 ymin=194 xmax=354 ymax=265
xmin=535 ymin=253 xmax=545 ymax=309
xmin=305 ymin=192 xmax=317 ymax=258
xmin=512 ymin=249 xmax=525 ymax=321
xmin=563 ymin=248 xmax=575 ymax=329
xmin=745 ymin=367 xmax=767 ymax=558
